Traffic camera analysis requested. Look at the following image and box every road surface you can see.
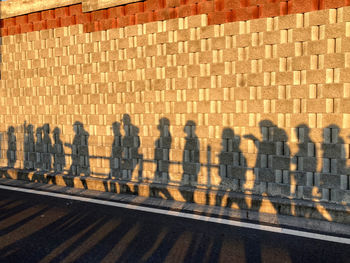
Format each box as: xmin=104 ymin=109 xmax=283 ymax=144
xmin=0 ymin=187 xmax=349 ymax=263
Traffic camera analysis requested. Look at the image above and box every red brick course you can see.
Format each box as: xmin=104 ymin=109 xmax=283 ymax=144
xmin=28 ymin=13 xmax=42 ymax=23
xmin=1 ymin=0 xmax=350 ymax=36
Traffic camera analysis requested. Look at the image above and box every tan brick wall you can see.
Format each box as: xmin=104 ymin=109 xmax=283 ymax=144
xmin=1 ymin=8 xmax=350 ymax=204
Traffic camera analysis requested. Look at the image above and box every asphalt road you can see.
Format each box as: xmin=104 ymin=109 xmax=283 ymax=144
xmin=0 ymin=188 xmax=349 ymax=263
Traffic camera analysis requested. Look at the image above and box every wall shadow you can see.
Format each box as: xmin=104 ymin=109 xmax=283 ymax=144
xmin=0 ymin=118 xmax=348 ymax=228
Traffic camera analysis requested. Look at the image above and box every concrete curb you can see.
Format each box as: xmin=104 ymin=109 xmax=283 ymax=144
xmin=1 ymin=167 xmax=349 ymax=233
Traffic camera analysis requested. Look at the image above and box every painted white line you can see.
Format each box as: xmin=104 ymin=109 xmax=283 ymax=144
xmin=0 ymin=184 xmax=349 ymax=245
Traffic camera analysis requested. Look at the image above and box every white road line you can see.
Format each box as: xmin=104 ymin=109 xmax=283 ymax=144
xmin=0 ymin=184 xmax=349 ymax=245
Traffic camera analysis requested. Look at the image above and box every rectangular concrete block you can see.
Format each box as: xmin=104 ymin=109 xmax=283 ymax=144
xmin=187 ymin=14 xmax=208 ymax=28
xmin=267 ymin=182 xmax=291 ymax=198
xmin=317 ymin=173 xmax=341 ymax=188
xmin=306 ymin=40 xmax=328 ymax=55
xmin=331 ymin=189 xmax=350 ymax=203
xmin=304 ymin=9 xmax=336 ymax=26
xmin=274 ymin=14 xmax=303 ymax=30
xmin=325 ymin=23 xmax=346 ymax=39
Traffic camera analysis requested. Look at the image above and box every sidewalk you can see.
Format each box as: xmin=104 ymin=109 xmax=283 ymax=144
xmin=1 ymin=172 xmax=350 ymax=237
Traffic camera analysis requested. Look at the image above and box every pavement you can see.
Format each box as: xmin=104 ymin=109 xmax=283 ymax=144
xmin=0 ymin=177 xmax=350 ymax=236
xmin=0 ymin=179 xmax=349 ymax=262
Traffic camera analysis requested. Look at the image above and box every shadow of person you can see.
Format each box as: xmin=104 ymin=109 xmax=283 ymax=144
xmin=0 ymin=132 xmax=2 ymax=159
xmin=322 ymin=125 xmax=346 ymax=176
xmin=34 ymin=127 xmax=43 ymax=171
xmin=181 ymin=120 xmax=200 ymax=202
xmin=292 ymin=123 xmax=317 ymax=206
xmin=273 ymin=124 xmax=291 ymax=179
xmin=65 ymin=122 xmax=90 ymax=188
xmin=52 ymin=127 xmax=65 ymax=173
xmin=243 ymin=121 xmax=290 ymax=223
xmin=205 ymin=145 xmax=212 ymax=205
xmin=292 ymin=124 xmax=328 ymax=221
xmin=315 ymin=124 xmax=348 ymax=222
xmin=6 ymin=126 xmax=16 ymax=168
xmin=216 ymin=128 xmax=247 ymax=208
xmin=42 ymin=124 xmax=52 ymax=172
xmin=0 ymin=126 xmax=16 ymax=179
xmin=246 ymin=120 xmax=292 ymax=206
xmin=23 ymin=122 xmax=35 ymax=170
xmin=121 ymin=114 xmax=143 ymax=184
xmin=243 ymin=120 xmax=274 ymax=209
xmin=152 ymin=118 xmax=172 ymax=199
xmin=292 ymin=124 xmax=317 ymax=178
xmin=243 ymin=120 xmax=282 ymax=198
xmin=32 ymin=126 xmax=48 ymax=183
xmin=65 ymin=121 xmax=90 ymax=177
xmin=243 ymin=120 xmax=286 ymax=263
xmin=272 ymin=124 xmax=292 ymax=216
xmin=110 ymin=122 xmax=123 ymax=179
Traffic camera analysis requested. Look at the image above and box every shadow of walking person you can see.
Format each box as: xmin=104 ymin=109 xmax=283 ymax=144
xmin=245 ymin=121 xmax=292 ymax=214
xmin=66 ymin=121 xmax=90 ymax=177
xmin=121 ymin=114 xmax=143 ymax=184
xmin=243 ymin=120 xmax=285 ymax=263
xmin=292 ymin=124 xmax=328 ymax=221
xmin=1 ymin=126 xmax=16 ymax=179
xmin=65 ymin=121 xmax=91 ymax=188
xmin=316 ymin=124 xmax=347 ymax=222
xmin=52 ymin=127 xmax=65 ymax=173
xmin=7 ymin=126 xmax=16 ymax=168
xmin=292 ymin=124 xmax=317 ymax=203
xmin=152 ymin=117 xmax=172 ymax=200
xmin=34 ymin=127 xmax=43 ymax=171
xmin=322 ymin=125 xmax=346 ymax=177
xmin=244 ymin=120 xmax=280 ymax=202
xmin=271 ymin=124 xmax=292 ymax=221
xmin=292 ymin=124 xmax=338 ymax=222
xmin=23 ymin=122 xmax=35 ymax=171
xmin=32 ymin=126 xmax=45 ymax=183
xmin=273 ymin=125 xmax=291 ymax=184
xmin=110 ymin=121 xmax=123 ymax=179
xmin=181 ymin=120 xmax=200 ymax=202
xmin=217 ymin=128 xmax=247 ymax=208
xmin=292 ymin=124 xmax=317 ymax=183
xmin=42 ymin=124 xmax=52 ymax=172
xmin=0 ymin=132 xmax=2 ymax=159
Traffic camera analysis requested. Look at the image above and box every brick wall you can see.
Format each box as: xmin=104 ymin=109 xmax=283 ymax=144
xmin=1 ymin=2 xmax=350 ymax=212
